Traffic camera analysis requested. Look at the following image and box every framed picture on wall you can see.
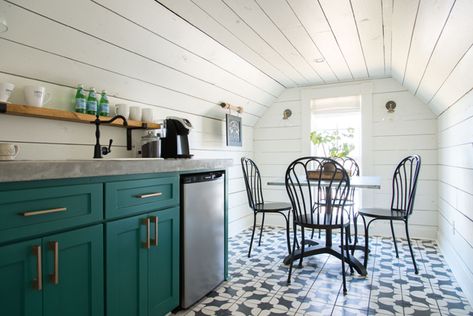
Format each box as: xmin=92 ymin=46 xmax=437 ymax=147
xmin=226 ymin=114 xmax=242 ymax=147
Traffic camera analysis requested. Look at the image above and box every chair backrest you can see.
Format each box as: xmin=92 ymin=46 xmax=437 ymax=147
xmin=333 ymin=156 xmax=359 ymax=202
xmin=285 ymin=157 xmax=350 ymax=225
xmin=333 ymin=156 xmax=360 ymax=177
xmin=241 ymin=157 xmax=264 ymax=210
xmin=391 ymin=155 xmax=421 ymax=216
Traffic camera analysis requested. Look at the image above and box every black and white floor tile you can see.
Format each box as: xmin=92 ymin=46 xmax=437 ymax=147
xmin=174 ymin=226 xmax=473 ymax=316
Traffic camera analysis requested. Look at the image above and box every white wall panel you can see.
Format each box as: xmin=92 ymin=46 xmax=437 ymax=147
xmin=403 ymin=0 xmax=454 ymax=91
xmin=391 ymin=0 xmax=419 ymax=82
xmin=437 ymin=91 xmax=473 ymax=304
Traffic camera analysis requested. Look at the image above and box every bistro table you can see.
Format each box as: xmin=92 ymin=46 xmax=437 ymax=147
xmin=267 ymin=176 xmax=381 ymax=276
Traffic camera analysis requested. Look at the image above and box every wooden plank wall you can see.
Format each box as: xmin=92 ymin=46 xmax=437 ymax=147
xmin=0 ymin=0 xmax=285 ymax=236
xmin=437 ymin=90 xmax=473 ymax=304
xmin=254 ymin=78 xmax=438 ymax=239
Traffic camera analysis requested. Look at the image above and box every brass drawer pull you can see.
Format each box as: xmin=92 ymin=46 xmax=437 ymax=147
xmin=32 ymin=245 xmax=42 ymax=291
xmin=22 ymin=207 xmax=67 ymax=217
xmin=143 ymin=218 xmax=151 ymax=249
xmin=136 ymin=192 xmax=162 ymax=199
xmin=49 ymin=241 xmax=59 ymax=285
xmin=151 ymin=216 xmax=158 ymax=247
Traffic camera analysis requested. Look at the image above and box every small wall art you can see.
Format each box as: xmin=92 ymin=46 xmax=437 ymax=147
xmin=226 ymin=114 xmax=242 ymax=147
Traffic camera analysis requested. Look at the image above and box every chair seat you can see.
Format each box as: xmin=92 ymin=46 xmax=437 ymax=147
xmin=295 ymin=210 xmax=350 ymax=229
xmin=358 ymin=208 xmax=407 ymax=220
xmin=254 ymin=202 xmax=291 ymax=212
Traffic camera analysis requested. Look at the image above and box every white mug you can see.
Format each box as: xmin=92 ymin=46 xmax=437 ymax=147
xmin=129 ymin=106 xmax=142 ymax=121
xmin=0 ymin=143 xmax=19 ymax=160
xmin=0 ymin=82 xmax=15 ymax=102
xmin=142 ymin=108 xmax=155 ymax=123
xmin=115 ymin=104 xmax=129 ymax=119
xmin=24 ymin=86 xmax=51 ymax=107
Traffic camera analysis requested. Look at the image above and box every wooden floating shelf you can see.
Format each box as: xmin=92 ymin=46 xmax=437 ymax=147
xmin=0 ymin=102 xmax=161 ymax=129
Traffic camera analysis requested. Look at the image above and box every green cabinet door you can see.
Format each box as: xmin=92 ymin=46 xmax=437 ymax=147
xmin=42 ymin=225 xmax=104 ymax=316
xmin=106 ymin=214 xmax=149 ymax=316
xmin=0 ymin=239 xmax=42 ymax=316
xmin=148 ymin=207 xmax=180 ymax=316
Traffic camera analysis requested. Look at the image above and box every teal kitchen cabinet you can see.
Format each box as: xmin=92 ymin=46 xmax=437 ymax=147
xmin=0 ymin=225 xmax=103 ymax=316
xmin=0 ymin=238 xmax=43 ymax=316
xmin=0 ymin=182 xmax=103 ymax=244
xmin=43 ymin=225 xmax=104 ymax=316
xmin=106 ymin=207 xmax=179 ymax=316
xmin=148 ymin=207 xmax=180 ymax=316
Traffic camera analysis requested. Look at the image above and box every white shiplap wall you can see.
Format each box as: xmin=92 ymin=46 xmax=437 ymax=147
xmin=254 ymin=78 xmax=438 ymax=239
xmin=437 ymin=90 xmax=473 ymax=304
xmin=0 ymin=0 xmax=285 ymax=236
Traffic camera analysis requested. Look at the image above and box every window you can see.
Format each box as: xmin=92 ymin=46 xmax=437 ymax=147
xmin=310 ymin=95 xmax=361 ymax=166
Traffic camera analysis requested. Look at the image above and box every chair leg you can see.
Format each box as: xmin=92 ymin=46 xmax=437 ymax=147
xmin=346 ymin=226 xmax=354 ymax=275
xmin=287 ymin=226 xmax=298 ymax=284
xmin=298 ymin=227 xmax=305 ymax=268
xmin=354 ymin=214 xmax=358 ymax=244
xmin=248 ymin=212 xmax=257 ymax=258
xmin=258 ymin=212 xmax=266 ymax=246
xmin=352 ymin=214 xmax=358 ymax=255
xmin=347 ymin=207 xmax=353 ymax=244
xmin=390 ymin=219 xmax=399 ymax=258
xmin=362 ymin=216 xmax=370 ymax=269
xmin=294 ymin=221 xmax=300 ymax=249
xmin=346 ymin=224 xmax=352 ymax=244
xmin=285 ymin=213 xmax=291 ymax=255
xmin=340 ymin=226 xmax=347 ymax=295
xmin=405 ymin=220 xmax=419 ymax=274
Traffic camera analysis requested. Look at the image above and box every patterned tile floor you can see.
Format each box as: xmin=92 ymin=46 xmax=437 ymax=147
xmin=176 ymin=226 xmax=473 ymax=316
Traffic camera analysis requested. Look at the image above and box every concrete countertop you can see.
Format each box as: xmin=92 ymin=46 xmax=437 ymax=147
xmin=0 ymin=158 xmax=234 ymax=182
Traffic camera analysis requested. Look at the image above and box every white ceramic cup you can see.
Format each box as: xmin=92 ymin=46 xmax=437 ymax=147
xmin=0 ymin=143 xmax=19 ymax=160
xmin=115 ymin=104 xmax=130 ymax=119
xmin=129 ymin=106 xmax=142 ymax=121
xmin=142 ymin=108 xmax=155 ymax=123
xmin=0 ymin=82 xmax=15 ymax=102
xmin=24 ymin=86 xmax=51 ymax=107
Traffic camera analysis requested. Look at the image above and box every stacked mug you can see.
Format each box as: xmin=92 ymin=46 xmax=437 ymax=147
xmin=0 ymin=143 xmax=19 ymax=160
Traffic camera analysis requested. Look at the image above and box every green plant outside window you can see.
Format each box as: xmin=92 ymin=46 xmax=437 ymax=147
xmin=310 ymin=128 xmax=355 ymax=158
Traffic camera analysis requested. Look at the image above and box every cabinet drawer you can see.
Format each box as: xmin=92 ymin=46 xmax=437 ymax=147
xmin=105 ymin=176 xmax=178 ymax=219
xmin=0 ymin=183 xmax=103 ymax=244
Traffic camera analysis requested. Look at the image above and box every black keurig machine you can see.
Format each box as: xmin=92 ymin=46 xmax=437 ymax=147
xmin=160 ymin=117 xmax=193 ymax=158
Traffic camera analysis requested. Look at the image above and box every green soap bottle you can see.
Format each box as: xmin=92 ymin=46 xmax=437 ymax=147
xmin=98 ymin=90 xmax=110 ymax=117
xmin=74 ymin=84 xmax=86 ymax=113
xmin=86 ymin=87 xmax=98 ymax=115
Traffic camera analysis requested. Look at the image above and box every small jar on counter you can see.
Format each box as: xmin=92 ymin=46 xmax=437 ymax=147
xmin=141 ymin=131 xmax=161 ymax=158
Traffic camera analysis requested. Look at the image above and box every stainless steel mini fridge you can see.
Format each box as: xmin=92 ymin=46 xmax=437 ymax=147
xmin=180 ymin=171 xmax=225 ymax=309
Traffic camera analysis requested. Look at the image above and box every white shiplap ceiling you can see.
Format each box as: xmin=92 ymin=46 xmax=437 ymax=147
xmin=156 ymin=0 xmax=473 ymax=116
xmin=157 ymin=0 xmax=392 ymax=87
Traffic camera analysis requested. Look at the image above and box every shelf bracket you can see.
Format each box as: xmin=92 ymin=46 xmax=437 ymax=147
xmin=0 ymin=102 xmax=7 ymax=113
xmin=126 ymin=123 xmax=151 ymax=151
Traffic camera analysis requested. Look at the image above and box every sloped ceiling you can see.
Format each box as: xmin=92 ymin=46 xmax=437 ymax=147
xmin=157 ymin=0 xmax=473 ymax=116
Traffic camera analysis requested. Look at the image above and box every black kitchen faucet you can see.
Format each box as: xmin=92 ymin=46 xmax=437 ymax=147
xmin=91 ymin=114 xmax=128 ymax=158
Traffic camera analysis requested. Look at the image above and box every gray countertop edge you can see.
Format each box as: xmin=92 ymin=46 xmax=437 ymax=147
xmin=0 ymin=158 xmax=234 ymax=183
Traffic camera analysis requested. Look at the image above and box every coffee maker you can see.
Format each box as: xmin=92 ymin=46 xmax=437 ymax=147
xmin=160 ymin=117 xmax=193 ymax=158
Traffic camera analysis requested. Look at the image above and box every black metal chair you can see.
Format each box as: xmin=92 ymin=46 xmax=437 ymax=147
xmin=313 ymin=157 xmax=360 ymax=243
xmin=241 ymin=157 xmax=292 ymax=257
xmin=285 ymin=157 xmax=351 ymax=294
xmin=358 ymin=155 xmax=421 ymax=274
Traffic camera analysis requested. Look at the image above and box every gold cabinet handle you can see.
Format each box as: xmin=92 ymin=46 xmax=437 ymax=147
xmin=136 ymin=192 xmax=162 ymax=199
xmin=32 ymin=245 xmax=42 ymax=291
xmin=49 ymin=241 xmax=59 ymax=285
xmin=142 ymin=218 xmax=151 ymax=249
xmin=151 ymin=216 xmax=158 ymax=247
xmin=22 ymin=207 xmax=67 ymax=217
